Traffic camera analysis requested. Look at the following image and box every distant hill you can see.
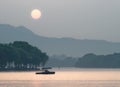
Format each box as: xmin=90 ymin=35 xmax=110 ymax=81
xmin=46 ymin=55 xmax=77 ymax=67
xmin=75 ymin=53 xmax=120 ymax=68
xmin=0 ymin=24 xmax=120 ymax=57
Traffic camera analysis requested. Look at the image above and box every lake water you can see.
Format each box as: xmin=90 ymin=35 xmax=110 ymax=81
xmin=0 ymin=68 xmax=120 ymax=87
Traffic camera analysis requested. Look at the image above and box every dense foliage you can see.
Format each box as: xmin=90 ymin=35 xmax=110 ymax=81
xmin=0 ymin=41 xmax=49 ymax=70
xmin=75 ymin=53 xmax=120 ymax=68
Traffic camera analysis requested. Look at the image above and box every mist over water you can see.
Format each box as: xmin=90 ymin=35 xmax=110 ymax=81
xmin=0 ymin=80 xmax=120 ymax=87
xmin=0 ymin=68 xmax=120 ymax=87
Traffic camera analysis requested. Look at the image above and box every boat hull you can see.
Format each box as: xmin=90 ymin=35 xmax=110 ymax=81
xmin=36 ymin=72 xmax=55 ymax=74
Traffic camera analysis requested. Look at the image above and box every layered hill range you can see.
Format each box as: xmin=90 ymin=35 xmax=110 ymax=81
xmin=0 ymin=24 xmax=120 ymax=57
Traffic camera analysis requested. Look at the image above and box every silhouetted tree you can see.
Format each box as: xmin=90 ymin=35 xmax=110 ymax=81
xmin=0 ymin=41 xmax=49 ymax=70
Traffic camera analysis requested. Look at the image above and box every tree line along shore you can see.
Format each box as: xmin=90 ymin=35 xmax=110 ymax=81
xmin=0 ymin=41 xmax=48 ymax=71
xmin=0 ymin=41 xmax=120 ymax=71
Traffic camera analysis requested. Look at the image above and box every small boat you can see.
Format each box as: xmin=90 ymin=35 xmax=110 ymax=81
xmin=36 ymin=70 xmax=55 ymax=74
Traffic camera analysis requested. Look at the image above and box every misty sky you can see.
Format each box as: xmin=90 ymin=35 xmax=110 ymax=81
xmin=0 ymin=0 xmax=120 ymax=42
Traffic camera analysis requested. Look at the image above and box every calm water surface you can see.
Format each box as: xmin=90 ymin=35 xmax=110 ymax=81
xmin=0 ymin=68 xmax=120 ymax=87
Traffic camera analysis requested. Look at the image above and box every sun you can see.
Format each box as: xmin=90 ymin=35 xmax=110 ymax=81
xmin=31 ymin=9 xmax=42 ymax=20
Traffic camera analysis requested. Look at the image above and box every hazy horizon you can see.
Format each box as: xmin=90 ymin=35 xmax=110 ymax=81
xmin=0 ymin=0 xmax=120 ymax=42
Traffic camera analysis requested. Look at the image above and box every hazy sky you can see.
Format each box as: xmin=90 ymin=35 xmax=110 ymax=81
xmin=0 ymin=0 xmax=120 ymax=42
